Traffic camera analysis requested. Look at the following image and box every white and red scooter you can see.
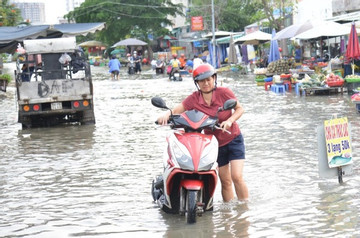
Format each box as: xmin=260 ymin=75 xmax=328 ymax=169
xmin=151 ymin=96 xmax=236 ymax=223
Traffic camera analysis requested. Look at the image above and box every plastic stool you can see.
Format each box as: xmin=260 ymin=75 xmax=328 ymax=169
xmin=294 ymin=83 xmax=300 ymax=95
xmin=264 ymin=81 xmax=273 ymax=91
xmin=283 ymin=80 xmax=291 ymax=91
xmin=271 ymin=84 xmax=286 ymax=94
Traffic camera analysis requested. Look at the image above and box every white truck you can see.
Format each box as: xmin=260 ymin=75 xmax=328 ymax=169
xmin=15 ymin=37 xmax=95 ymax=129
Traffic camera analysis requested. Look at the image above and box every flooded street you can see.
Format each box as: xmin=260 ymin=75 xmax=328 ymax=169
xmin=1 ymin=64 xmax=360 ymax=237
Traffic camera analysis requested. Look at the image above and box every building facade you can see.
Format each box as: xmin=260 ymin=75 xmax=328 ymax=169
xmin=12 ymin=2 xmax=45 ymax=24
xmin=65 ymin=0 xmax=85 ymax=13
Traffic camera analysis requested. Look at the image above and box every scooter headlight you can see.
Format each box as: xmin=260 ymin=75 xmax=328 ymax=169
xmin=198 ymin=138 xmax=218 ymax=171
xmin=171 ymin=141 xmax=194 ymax=170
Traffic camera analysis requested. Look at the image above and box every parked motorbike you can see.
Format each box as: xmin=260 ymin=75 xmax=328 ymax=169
xmin=151 ymin=96 xmax=237 ymax=224
xmin=128 ymin=59 xmax=135 ymax=75
xmin=155 ymin=60 xmax=165 ymax=74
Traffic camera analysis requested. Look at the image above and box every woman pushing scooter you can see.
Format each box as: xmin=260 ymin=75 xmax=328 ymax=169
xmin=157 ymin=63 xmax=249 ymax=202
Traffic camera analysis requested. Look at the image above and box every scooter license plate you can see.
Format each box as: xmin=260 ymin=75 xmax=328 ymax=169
xmin=51 ymin=102 xmax=62 ymax=110
xmin=175 ymin=73 xmax=180 ymax=77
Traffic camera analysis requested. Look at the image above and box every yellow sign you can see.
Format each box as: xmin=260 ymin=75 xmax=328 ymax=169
xmin=323 ymin=117 xmax=352 ymax=168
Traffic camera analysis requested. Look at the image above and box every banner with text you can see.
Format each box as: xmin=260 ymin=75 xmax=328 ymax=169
xmin=324 ymin=117 xmax=353 ymax=168
xmin=191 ymin=16 xmax=203 ymax=31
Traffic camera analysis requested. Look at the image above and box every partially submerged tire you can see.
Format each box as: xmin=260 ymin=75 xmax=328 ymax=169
xmin=80 ymin=109 xmax=95 ymax=125
xmin=186 ymin=190 xmax=197 ymax=224
xmin=19 ymin=114 xmax=32 ymax=129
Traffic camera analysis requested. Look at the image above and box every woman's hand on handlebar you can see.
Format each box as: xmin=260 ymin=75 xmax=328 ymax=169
xmin=220 ymin=120 xmax=232 ymax=133
xmin=156 ymin=103 xmax=185 ymax=126
xmin=157 ymin=111 xmax=171 ymax=125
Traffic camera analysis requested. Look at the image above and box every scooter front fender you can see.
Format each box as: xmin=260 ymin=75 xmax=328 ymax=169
xmin=180 ymin=179 xmax=203 ymax=191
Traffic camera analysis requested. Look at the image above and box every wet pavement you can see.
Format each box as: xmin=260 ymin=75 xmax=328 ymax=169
xmin=1 ymin=63 xmax=360 ymax=237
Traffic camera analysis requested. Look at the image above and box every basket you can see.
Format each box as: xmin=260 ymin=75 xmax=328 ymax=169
xmin=280 ymin=74 xmax=291 ymax=79
xmin=264 ymin=77 xmax=273 ymax=82
xmin=345 ymin=77 xmax=360 ymax=83
xmin=327 ymin=80 xmax=344 ymax=87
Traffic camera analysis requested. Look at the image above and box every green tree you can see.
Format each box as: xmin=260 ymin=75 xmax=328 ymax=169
xmin=65 ymin=0 xmax=184 ymax=45
xmin=257 ymin=0 xmax=296 ymax=31
xmin=0 ymin=0 xmax=22 ymax=26
xmin=188 ymin=0 xmax=264 ymax=32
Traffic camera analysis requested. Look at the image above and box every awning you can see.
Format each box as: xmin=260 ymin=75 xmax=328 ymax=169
xmin=326 ymin=11 xmax=360 ymax=24
xmin=0 ymin=22 xmax=105 ymax=53
xmin=216 ymin=33 xmax=244 ymax=44
xmin=53 ymin=23 xmax=105 ymax=37
xmin=78 ymin=40 xmax=106 ymax=48
xmin=234 ymin=31 xmax=272 ymax=45
xmin=204 ymin=31 xmax=234 ymax=39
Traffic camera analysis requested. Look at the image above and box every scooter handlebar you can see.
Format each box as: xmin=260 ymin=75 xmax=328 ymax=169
xmin=214 ymin=125 xmax=231 ymax=134
xmin=154 ymin=120 xmax=171 ymax=125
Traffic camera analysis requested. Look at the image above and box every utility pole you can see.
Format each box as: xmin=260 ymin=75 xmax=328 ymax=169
xmin=211 ymin=0 xmax=216 ymax=67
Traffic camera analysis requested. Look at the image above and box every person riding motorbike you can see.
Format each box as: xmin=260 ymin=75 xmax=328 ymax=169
xmin=179 ymin=53 xmax=187 ymax=69
xmin=168 ymin=54 xmax=181 ymax=79
xmin=157 ymin=63 xmax=249 ymax=202
xmin=133 ymin=51 xmax=142 ymax=74
xmin=155 ymin=58 xmax=165 ymax=74
xmin=127 ymin=53 xmax=135 ymax=74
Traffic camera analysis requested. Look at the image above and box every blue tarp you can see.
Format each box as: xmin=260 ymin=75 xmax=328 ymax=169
xmin=268 ymin=29 xmax=280 ymax=64
xmin=0 ymin=22 xmax=105 ymax=53
xmin=208 ymin=41 xmax=227 ymax=68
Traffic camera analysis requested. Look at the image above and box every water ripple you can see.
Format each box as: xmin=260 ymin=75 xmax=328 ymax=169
xmin=0 ymin=67 xmax=360 ymax=237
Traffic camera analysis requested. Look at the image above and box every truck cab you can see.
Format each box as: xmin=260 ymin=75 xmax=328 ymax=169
xmin=15 ymin=37 xmax=95 ymax=129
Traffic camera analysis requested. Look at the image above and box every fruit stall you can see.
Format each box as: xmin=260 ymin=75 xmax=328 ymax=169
xmin=252 ymin=58 xmax=348 ymax=96
xmin=298 ymin=73 xmax=345 ymax=96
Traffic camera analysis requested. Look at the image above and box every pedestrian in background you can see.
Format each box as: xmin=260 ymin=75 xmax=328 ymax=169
xmin=108 ymin=55 xmax=121 ymax=80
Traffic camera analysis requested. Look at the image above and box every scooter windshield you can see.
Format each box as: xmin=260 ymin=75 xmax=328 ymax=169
xmin=172 ymin=110 xmax=217 ymax=132
xmin=185 ymin=110 xmax=205 ymax=122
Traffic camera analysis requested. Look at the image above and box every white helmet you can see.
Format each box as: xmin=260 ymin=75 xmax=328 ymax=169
xmin=133 ymin=51 xmax=137 ymax=54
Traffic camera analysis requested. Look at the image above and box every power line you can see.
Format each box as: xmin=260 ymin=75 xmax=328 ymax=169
xmin=102 ymin=8 xmax=168 ymax=19
xmin=68 ymin=1 xmax=180 ymax=19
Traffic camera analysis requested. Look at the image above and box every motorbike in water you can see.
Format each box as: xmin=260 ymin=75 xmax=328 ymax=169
xmin=128 ymin=60 xmax=135 ymax=75
xmin=151 ymin=96 xmax=237 ymax=224
xmin=168 ymin=67 xmax=182 ymax=81
xmin=155 ymin=60 xmax=165 ymax=74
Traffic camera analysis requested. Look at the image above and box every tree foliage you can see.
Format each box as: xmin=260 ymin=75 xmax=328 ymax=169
xmin=188 ymin=0 xmax=265 ymax=32
xmin=65 ymin=0 xmax=184 ymax=45
xmin=187 ymin=0 xmax=295 ymax=32
xmin=256 ymin=0 xmax=296 ymax=30
xmin=0 ymin=0 xmax=22 ymax=26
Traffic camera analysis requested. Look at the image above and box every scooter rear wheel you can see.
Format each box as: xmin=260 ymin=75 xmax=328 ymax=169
xmin=186 ymin=190 xmax=197 ymax=224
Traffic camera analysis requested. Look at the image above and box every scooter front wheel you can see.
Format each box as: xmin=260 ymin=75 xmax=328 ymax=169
xmin=186 ymin=190 xmax=197 ymax=224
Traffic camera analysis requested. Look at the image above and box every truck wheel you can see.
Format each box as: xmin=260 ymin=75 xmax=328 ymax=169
xmin=19 ymin=115 xmax=32 ymax=129
xmin=80 ymin=110 xmax=95 ymax=125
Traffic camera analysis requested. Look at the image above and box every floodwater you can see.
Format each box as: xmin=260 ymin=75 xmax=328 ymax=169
xmin=1 ymin=64 xmax=360 ymax=238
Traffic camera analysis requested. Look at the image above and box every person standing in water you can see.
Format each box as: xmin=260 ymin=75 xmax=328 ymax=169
xmin=108 ymin=55 xmax=121 ymax=80
xmin=157 ymin=63 xmax=249 ymax=202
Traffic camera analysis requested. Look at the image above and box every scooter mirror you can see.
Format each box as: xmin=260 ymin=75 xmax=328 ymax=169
xmin=151 ymin=97 xmax=168 ymax=109
xmin=223 ymin=99 xmax=237 ymax=111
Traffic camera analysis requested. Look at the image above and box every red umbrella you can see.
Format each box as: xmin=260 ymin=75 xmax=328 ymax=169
xmin=346 ymin=22 xmax=360 ymax=74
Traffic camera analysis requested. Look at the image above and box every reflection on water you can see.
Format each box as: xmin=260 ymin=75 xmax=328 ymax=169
xmin=0 ymin=66 xmax=360 ymax=237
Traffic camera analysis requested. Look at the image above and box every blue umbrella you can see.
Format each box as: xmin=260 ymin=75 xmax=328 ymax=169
xmin=268 ymin=29 xmax=280 ymax=64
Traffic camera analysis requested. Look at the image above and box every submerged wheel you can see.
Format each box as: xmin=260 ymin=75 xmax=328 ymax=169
xmin=80 ymin=109 xmax=95 ymax=125
xmin=19 ymin=114 xmax=32 ymax=129
xmin=186 ymin=190 xmax=197 ymax=224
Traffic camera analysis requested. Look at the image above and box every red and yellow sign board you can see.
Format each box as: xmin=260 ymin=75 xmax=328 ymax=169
xmin=324 ymin=117 xmax=353 ymax=168
xmin=191 ymin=16 xmax=203 ymax=31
